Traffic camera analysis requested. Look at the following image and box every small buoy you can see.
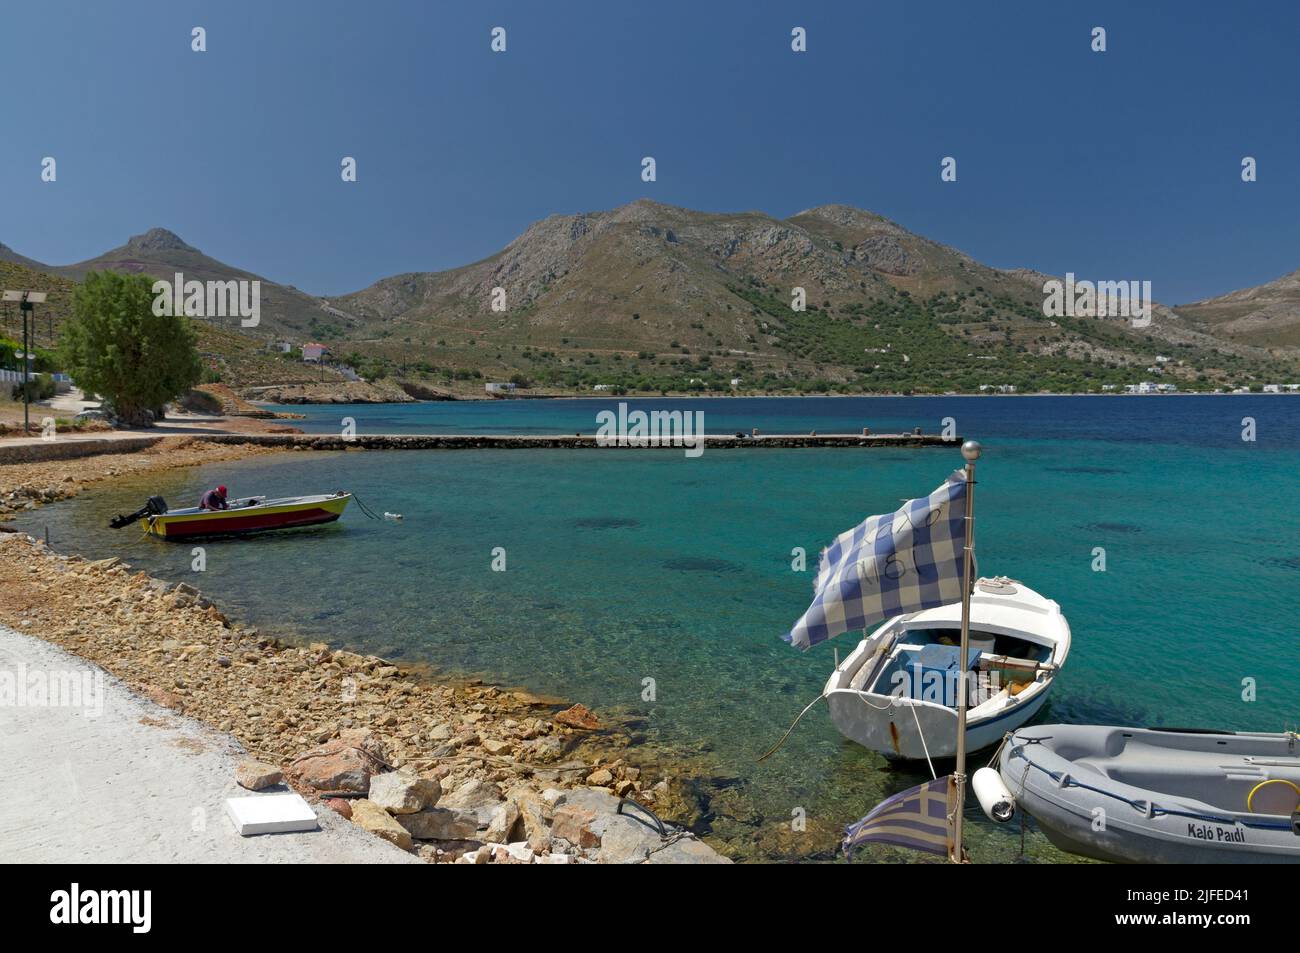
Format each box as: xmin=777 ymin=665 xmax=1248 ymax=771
xmin=383 ymin=512 xmax=403 ymax=521
xmin=973 ymin=767 xmax=1015 ymax=823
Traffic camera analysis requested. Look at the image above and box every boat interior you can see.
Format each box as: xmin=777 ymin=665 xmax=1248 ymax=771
xmin=852 ymin=625 xmax=1055 ymax=710
xmin=163 ymin=495 xmax=322 ymax=517
xmin=1060 ymin=730 xmax=1300 ymax=817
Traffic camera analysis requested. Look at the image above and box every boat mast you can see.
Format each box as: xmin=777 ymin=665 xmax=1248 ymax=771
xmin=950 ymin=439 xmax=981 ymax=864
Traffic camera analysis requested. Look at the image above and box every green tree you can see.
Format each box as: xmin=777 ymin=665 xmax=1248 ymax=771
xmin=60 ymin=271 xmax=202 ymax=425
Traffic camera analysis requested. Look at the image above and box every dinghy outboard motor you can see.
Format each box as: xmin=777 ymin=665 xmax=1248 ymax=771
xmin=109 ymin=495 xmax=168 ymax=529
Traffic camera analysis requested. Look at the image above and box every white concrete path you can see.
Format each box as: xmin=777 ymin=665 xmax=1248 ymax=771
xmin=0 ymin=625 xmax=417 ymax=863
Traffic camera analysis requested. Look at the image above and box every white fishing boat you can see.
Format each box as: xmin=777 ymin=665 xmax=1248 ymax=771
xmin=823 ymin=577 xmax=1071 ymax=761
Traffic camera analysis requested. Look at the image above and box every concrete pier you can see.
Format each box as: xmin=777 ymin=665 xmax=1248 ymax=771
xmin=196 ymin=432 xmax=961 ymax=451
xmin=0 ymin=431 xmax=958 ymax=465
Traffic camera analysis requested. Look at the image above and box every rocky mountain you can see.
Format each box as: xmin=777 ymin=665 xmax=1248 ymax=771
xmin=10 ymin=228 xmax=357 ymax=340
xmin=327 ymin=200 xmax=1297 ymax=393
xmin=5 ymin=204 xmax=1298 ymax=395
xmin=1176 ymin=270 xmax=1300 ymax=348
xmin=0 ymin=242 xmax=51 ymax=273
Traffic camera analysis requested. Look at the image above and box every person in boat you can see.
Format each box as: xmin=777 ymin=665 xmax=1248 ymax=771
xmin=199 ymin=485 xmax=230 ymax=511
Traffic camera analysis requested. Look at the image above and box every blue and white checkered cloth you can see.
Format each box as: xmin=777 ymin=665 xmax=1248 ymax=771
xmin=785 ymin=470 xmax=971 ymax=650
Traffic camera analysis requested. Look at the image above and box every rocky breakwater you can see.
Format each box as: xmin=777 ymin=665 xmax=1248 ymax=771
xmin=0 ymin=531 xmax=731 ymax=865
xmin=0 ymin=478 xmax=77 ymax=517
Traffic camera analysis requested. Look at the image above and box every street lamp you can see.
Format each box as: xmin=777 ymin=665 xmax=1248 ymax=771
xmin=2 ymin=290 xmax=48 ymax=434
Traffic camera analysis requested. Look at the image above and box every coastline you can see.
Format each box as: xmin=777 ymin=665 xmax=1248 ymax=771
xmin=0 ymin=439 xmax=732 ymax=864
xmin=256 ymin=390 xmax=1300 ymax=407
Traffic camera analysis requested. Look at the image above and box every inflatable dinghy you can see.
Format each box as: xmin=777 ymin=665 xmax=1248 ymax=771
xmin=999 ymin=724 xmax=1300 ymax=863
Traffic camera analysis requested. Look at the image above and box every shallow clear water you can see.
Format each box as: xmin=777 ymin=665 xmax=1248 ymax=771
xmin=17 ymin=396 xmax=1300 ymax=862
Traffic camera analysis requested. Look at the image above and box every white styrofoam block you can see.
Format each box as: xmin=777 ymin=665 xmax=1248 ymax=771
xmin=225 ymin=792 xmax=320 ymax=836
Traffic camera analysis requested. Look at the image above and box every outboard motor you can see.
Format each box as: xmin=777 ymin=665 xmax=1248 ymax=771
xmin=109 ymin=495 xmax=168 ymax=529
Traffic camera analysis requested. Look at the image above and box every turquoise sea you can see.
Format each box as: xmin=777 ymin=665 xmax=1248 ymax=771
xmin=16 ymin=396 xmax=1300 ymax=862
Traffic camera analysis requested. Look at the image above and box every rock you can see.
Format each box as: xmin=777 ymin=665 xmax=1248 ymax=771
xmin=491 ymin=842 xmax=535 ymax=864
xmin=595 ymin=814 xmax=664 ymax=864
xmin=555 ymin=703 xmax=600 ymax=730
xmin=323 ymin=798 xmax=353 ymax=820
xmin=350 ymin=799 xmax=413 ymax=851
xmin=517 ymin=797 xmax=550 ymax=851
xmin=481 ymin=738 xmax=512 ymax=756
xmin=586 ymin=768 xmax=614 ymax=787
xmin=89 ymin=557 xmax=122 ymax=571
xmin=368 ymin=770 xmax=441 ymax=814
xmin=439 ymin=778 xmax=500 ymax=812
xmin=643 ymin=838 xmax=733 ymax=864
xmin=523 ymin=736 xmax=565 ymax=763
xmin=284 ymin=728 xmax=387 ymax=795
xmin=555 ymin=787 xmax=622 ymax=814
xmin=483 ymin=801 xmax=519 ymax=844
xmin=535 ymin=852 xmax=572 ymax=864
xmin=395 ymin=807 xmax=480 ymax=841
xmin=235 ymin=759 xmax=283 ymax=791
xmin=550 ymin=805 xmax=601 ymax=849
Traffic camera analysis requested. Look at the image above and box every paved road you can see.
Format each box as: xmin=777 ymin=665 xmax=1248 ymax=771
xmin=0 ymin=625 xmax=417 ymax=863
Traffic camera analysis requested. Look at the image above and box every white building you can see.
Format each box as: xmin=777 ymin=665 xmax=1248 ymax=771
xmin=485 ymin=382 xmax=519 ymax=394
xmin=302 ymin=342 xmax=327 ymax=363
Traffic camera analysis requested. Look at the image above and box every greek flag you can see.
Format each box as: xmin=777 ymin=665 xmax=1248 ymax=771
xmin=785 ymin=471 xmax=971 ymax=650
xmin=844 ymin=776 xmax=956 ymax=860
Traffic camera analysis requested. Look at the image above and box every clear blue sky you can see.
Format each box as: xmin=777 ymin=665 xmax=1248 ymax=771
xmin=2 ymin=0 xmax=1297 ymax=304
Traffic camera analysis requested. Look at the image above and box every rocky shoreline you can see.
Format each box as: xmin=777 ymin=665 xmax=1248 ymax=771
xmin=0 ymin=443 xmax=732 ymax=864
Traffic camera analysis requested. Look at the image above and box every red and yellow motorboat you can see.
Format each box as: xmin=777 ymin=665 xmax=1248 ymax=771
xmin=110 ymin=492 xmax=351 ymax=539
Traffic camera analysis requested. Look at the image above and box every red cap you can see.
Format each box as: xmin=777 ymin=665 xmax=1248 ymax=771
xmin=217 ymin=486 xmax=227 ymax=495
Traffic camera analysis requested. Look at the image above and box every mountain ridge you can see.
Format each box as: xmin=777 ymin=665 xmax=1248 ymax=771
xmin=4 ymin=203 xmax=1298 ymax=394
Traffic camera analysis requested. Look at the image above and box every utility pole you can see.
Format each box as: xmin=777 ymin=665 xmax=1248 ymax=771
xmin=3 ymin=290 xmax=48 ymax=434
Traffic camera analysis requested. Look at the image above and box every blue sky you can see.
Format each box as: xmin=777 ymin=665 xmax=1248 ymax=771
xmin=2 ymin=0 xmax=1297 ymax=303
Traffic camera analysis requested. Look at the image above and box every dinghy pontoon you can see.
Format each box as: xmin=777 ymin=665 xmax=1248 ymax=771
xmin=998 ymin=724 xmax=1300 ymax=863
xmin=823 ymin=577 xmax=1070 ymax=761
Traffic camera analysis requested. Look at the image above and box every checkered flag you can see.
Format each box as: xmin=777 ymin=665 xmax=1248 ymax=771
xmin=785 ymin=471 xmax=971 ymax=650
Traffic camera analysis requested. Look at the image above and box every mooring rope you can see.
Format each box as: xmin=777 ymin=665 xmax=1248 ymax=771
xmin=348 ymin=491 xmax=382 ymax=521
xmin=756 ymin=693 xmax=826 ymax=763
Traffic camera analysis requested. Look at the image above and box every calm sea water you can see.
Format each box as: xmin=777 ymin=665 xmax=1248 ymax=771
xmin=17 ymin=396 xmax=1300 ymax=862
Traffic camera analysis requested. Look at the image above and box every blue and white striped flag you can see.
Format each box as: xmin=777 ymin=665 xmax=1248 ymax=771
xmin=785 ymin=471 xmax=971 ymax=650
xmin=844 ymin=775 xmax=957 ymax=860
